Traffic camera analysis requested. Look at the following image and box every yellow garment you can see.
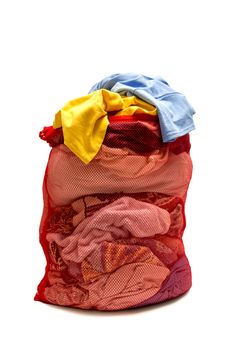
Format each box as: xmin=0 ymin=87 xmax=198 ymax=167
xmin=53 ymin=89 xmax=157 ymax=164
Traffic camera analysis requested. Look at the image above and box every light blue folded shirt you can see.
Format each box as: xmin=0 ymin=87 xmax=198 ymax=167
xmin=89 ymin=73 xmax=196 ymax=142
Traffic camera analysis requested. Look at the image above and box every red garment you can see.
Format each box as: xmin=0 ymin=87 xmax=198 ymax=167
xmin=39 ymin=116 xmax=191 ymax=155
xmin=104 ymin=120 xmax=164 ymax=153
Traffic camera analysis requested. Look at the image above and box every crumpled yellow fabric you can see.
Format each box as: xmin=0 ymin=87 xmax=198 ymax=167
xmin=53 ymin=89 xmax=157 ymax=164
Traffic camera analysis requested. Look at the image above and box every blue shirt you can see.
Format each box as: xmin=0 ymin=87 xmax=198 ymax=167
xmin=89 ymin=73 xmax=195 ymax=142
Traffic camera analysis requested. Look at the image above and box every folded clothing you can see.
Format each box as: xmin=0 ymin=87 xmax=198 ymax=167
xmin=46 ymin=196 xmax=171 ymax=264
xmin=44 ymin=260 xmax=170 ymax=310
xmin=46 ymin=144 xmax=192 ymax=207
xmin=71 ymin=191 xmax=185 ymax=238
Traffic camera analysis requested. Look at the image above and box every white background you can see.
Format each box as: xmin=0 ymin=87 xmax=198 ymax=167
xmin=1 ymin=0 xmax=232 ymax=349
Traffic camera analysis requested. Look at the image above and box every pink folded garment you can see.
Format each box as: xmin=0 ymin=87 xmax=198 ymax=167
xmin=44 ymin=259 xmax=170 ymax=310
xmin=95 ymin=144 xmax=169 ymax=177
xmin=47 ymin=144 xmax=192 ymax=207
xmin=71 ymin=191 xmax=185 ymax=237
xmin=46 ymin=196 xmax=171 ymax=264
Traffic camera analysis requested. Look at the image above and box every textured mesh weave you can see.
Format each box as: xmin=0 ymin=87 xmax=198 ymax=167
xmin=35 ymin=117 xmax=193 ymax=311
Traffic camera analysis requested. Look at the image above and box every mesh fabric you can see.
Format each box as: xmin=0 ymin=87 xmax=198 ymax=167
xmin=35 ymin=116 xmax=193 ymax=311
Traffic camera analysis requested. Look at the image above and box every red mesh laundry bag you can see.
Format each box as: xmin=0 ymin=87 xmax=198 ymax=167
xmin=35 ymin=87 xmax=194 ymax=311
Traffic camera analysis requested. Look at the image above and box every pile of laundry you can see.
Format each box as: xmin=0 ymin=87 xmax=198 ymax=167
xmin=35 ymin=73 xmax=195 ymax=311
